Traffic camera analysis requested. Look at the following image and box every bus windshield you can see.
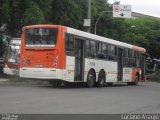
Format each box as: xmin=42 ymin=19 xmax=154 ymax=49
xmin=25 ymin=28 xmax=58 ymax=47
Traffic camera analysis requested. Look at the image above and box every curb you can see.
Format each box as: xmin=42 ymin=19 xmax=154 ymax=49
xmin=0 ymin=77 xmax=49 ymax=86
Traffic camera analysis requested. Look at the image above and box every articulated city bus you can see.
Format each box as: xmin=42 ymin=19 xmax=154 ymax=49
xmin=3 ymin=38 xmax=21 ymax=75
xmin=20 ymin=24 xmax=146 ymax=87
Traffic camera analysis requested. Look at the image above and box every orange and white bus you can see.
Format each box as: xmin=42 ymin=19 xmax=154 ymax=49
xmin=3 ymin=38 xmax=21 ymax=75
xmin=20 ymin=24 xmax=146 ymax=87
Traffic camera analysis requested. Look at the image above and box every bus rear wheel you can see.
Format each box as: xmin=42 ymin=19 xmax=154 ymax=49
xmin=86 ymin=70 xmax=95 ymax=88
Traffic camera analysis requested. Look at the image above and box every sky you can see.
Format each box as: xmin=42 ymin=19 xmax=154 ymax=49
xmin=108 ymin=0 xmax=160 ymax=18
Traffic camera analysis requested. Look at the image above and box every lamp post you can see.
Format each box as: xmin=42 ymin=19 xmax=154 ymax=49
xmin=86 ymin=0 xmax=92 ymax=33
xmin=94 ymin=11 xmax=112 ymax=35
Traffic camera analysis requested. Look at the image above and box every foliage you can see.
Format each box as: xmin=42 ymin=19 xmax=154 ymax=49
xmin=124 ymin=17 xmax=160 ymax=58
xmin=152 ymin=69 xmax=160 ymax=83
xmin=51 ymin=0 xmax=87 ymax=30
xmin=0 ymin=0 xmax=160 ymax=58
xmin=23 ymin=1 xmax=45 ymax=25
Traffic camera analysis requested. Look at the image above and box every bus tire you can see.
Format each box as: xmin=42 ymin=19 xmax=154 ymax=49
xmin=97 ymin=71 xmax=105 ymax=87
xmin=86 ymin=70 xmax=95 ymax=88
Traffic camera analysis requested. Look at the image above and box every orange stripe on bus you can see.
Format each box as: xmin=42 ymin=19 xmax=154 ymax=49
xmin=132 ymin=68 xmax=141 ymax=81
xmin=132 ymin=45 xmax=146 ymax=52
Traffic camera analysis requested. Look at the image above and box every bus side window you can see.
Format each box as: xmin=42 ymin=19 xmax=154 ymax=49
xmin=124 ymin=48 xmax=129 ymax=67
xmin=135 ymin=51 xmax=139 ymax=67
xmin=138 ymin=52 xmax=142 ymax=67
xmin=65 ymin=34 xmax=74 ymax=56
xmin=132 ymin=51 xmax=136 ymax=67
xmin=97 ymin=42 xmax=102 ymax=54
xmin=86 ymin=40 xmax=90 ymax=57
xmin=102 ymin=43 xmax=107 ymax=59
xmin=90 ymin=41 xmax=96 ymax=58
xmin=128 ymin=49 xmax=132 ymax=67
xmin=108 ymin=45 xmax=116 ymax=61
xmin=86 ymin=40 xmax=96 ymax=58
xmin=97 ymin=42 xmax=106 ymax=59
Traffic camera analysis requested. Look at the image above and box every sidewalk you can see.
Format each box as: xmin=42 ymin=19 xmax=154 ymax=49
xmin=0 ymin=77 xmax=9 ymax=82
xmin=0 ymin=74 xmax=9 ymax=81
xmin=0 ymin=76 xmax=49 ymax=86
xmin=0 ymin=76 xmax=9 ymax=84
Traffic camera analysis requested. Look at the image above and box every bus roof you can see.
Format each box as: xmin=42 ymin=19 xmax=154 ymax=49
xmin=67 ymin=27 xmax=146 ymax=53
xmin=22 ymin=24 xmax=146 ymax=53
xmin=22 ymin=24 xmax=60 ymax=30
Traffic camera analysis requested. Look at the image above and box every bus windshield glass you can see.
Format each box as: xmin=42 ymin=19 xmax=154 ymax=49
xmin=25 ymin=28 xmax=58 ymax=47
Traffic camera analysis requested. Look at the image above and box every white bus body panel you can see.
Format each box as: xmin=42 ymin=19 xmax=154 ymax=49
xmin=84 ymin=59 xmax=118 ymax=82
xmin=20 ymin=68 xmax=63 ymax=79
xmin=64 ymin=57 xmax=133 ymax=83
xmin=64 ymin=56 xmax=118 ymax=83
xmin=123 ymin=67 xmax=132 ymax=82
xmin=63 ymin=56 xmax=75 ymax=82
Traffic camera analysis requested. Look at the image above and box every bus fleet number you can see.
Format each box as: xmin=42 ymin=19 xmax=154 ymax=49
xmin=89 ymin=62 xmax=95 ymax=66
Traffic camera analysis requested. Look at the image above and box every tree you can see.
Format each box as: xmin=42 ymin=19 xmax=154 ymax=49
xmin=0 ymin=0 xmax=160 ymax=58
xmin=51 ymin=0 xmax=87 ymax=29
xmin=124 ymin=17 xmax=160 ymax=58
xmin=1 ymin=0 xmax=23 ymax=36
xmin=23 ymin=2 xmax=45 ymax=25
xmin=1 ymin=0 xmax=11 ymax=26
xmin=0 ymin=0 xmax=3 ymax=26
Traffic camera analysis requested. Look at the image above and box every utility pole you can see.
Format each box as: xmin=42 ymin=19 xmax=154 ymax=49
xmin=87 ymin=0 xmax=92 ymax=33
xmin=94 ymin=11 xmax=112 ymax=34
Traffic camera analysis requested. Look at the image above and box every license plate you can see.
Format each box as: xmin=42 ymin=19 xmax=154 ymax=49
xmin=35 ymin=64 xmax=43 ymax=68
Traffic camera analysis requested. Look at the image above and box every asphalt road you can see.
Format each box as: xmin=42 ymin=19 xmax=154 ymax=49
xmin=0 ymin=81 xmax=160 ymax=114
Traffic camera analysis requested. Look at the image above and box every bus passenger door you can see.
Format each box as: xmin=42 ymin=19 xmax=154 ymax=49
xmin=74 ymin=38 xmax=84 ymax=81
xmin=117 ymin=48 xmax=124 ymax=81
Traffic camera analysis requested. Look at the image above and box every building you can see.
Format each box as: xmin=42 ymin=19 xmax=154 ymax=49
xmin=132 ymin=12 xmax=160 ymax=20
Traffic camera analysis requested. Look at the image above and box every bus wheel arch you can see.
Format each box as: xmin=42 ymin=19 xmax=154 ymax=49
xmin=97 ymin=69 xmax=106 ymax=87
xmin=128 ymin=72 xmax=139 ymax=85
xmin=86 ymin=68 xmax=96 ymax=88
